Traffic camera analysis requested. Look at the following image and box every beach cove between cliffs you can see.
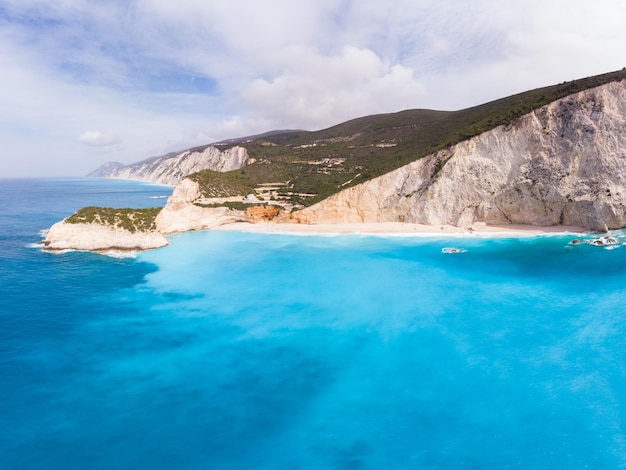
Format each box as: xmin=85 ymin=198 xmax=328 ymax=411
xmin=41 ymin=218 xmax=591 ymax=254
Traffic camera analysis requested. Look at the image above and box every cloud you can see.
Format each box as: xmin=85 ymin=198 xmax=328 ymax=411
xmin=78 ymin=131 xmax=120 ymax=147
xmin=241 ymin=46 xmax=426 ymax=130
xmin=1 ymin=0 xmax=626 ymax=176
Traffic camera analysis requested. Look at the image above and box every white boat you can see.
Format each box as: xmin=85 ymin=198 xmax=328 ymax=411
xmin=442 ymin=247 xmax=467 ymax=254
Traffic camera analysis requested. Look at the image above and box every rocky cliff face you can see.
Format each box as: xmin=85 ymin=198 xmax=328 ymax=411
xmin=289 ymin=80 xmax=626 ymax=232
xmin=42 ymin=177 xmax=250 ymax=252
xmin=89 ymin=145 xmax=251 ymax=185
xmin=155 ymin=179 xmax=246 ymax=234
xmin=42 ymin=222 xmax=169 ymax=252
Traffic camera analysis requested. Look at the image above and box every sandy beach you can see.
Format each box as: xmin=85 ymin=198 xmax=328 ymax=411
xmin=214 ymin=221 xmax=589 ymax=237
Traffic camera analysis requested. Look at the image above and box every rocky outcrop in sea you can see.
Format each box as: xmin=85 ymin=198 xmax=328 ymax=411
xmin=42 ymin=221 xmax=169 ymax=252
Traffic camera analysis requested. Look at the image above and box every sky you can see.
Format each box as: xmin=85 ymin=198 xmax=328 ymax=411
xmin=1 ymin=0 xmax=625 ymax=177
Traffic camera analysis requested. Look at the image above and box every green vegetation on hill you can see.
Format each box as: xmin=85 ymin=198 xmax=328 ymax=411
xmin=187 ymin=169 xmax=255 ymax=198
xmin=66 ymin=207 xmax=162 ymax=233
xmin=193 ymin=68 xmax=626 ymax=207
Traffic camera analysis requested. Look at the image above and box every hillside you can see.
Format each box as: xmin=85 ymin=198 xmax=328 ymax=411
xmin=289 ymin=78 xmax=626 ymax=232
xmin=200 ymin=68 xmax=626 ymax=207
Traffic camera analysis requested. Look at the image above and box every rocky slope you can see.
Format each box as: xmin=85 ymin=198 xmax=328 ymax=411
xmin=155 ymin=179 xmax=246 ymax=234
xmin=42 ymin=179 xmax=250 ymax=252
xmin=89 ymin=145 xmax=251 ymax=185
xmin=288 ymin=79 xmax=626 ymax=232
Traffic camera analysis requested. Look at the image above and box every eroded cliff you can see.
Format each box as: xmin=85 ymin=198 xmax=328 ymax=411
xmin=288 ymin=80 xmax=626 ymax=232
xmin=89 ymin=145 xmax=250 ymax=185
xmin=43 ymin=222 xmax=169 ymax=252
xmin=155 ymin=179 xmax=247 ymax=234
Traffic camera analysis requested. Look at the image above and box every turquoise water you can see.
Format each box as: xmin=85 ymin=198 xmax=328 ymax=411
xmin=2 ymin=178 xmax=626 ymax=468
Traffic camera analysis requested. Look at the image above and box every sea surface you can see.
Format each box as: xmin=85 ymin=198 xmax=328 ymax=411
xmin=2 ymin=178 xmax=626 ymax=469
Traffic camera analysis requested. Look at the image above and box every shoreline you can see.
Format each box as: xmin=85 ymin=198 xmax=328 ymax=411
xmin=213 ymin=221 xmax=591 ymax=238
xmin=38 ymin=220 xmax=607 ymax=258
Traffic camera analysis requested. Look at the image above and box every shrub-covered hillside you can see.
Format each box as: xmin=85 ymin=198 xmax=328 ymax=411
xmin=66 ymin=207 xmax=162 ymax=233
xmin=191 ymin=68 xmax=626 ymax=207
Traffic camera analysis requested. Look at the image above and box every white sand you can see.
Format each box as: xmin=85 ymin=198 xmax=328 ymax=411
xmin=213 ymin=221 xmax=589 ymax=237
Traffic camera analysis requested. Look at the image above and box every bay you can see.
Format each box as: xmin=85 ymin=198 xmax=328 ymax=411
xmin=1 ymin=178 xmax=625 ymax=469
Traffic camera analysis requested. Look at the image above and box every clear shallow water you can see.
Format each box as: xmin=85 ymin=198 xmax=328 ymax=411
xmin=2 ymin=178 xmax=626 ymax=469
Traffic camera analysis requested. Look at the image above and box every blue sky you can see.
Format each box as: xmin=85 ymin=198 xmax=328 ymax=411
xmin=1 ymin=0 xmax=625 ymax=177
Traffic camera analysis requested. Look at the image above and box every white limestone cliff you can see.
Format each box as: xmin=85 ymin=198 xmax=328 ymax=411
xmin=43 ymin=221 xmax=169 ymax=252
xmin=90 ymin=145 xmax=250 ymax=185
xmin=42 ymin=178 xmax=246 ymax=252
xmin=155 ymin=179 xmax=246 ymax=234
xmin=289 ymin=79 xmax=626 ymax=232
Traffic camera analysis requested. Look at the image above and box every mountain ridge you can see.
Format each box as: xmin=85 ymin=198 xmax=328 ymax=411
xmin=92 ymin=68 xmax=626 ymax=207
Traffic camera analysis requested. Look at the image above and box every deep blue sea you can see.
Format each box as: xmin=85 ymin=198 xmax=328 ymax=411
xmin=2 ymin=178 xmax=626 ymax=469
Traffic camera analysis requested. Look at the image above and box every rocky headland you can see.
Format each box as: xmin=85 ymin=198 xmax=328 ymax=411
xmin=42 ymin=222 xmax=169 ymax=252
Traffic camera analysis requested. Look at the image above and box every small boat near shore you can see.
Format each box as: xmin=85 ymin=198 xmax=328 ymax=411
xmin=584 ymin=236 xmax=619 ymax=246
xmin=568 ymin=234 xmax=622 ymax=250
xmin=442 ymin=247 xmax=467 ymax=254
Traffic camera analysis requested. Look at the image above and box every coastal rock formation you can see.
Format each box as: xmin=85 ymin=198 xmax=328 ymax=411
xmin=89 ymin=145 xmax=250 ymax=185
xmin=41 ymin=177 xmax=248 ymax=252
xmin=289 ymin=80 xmax=626 ymax=232
xmin=155 ymin=178 xmax=246 ymax=234
xmin=43 ymin=221 xmax=168 ymax=252
xmin=245 ymin=205 xmax=281 ymax=223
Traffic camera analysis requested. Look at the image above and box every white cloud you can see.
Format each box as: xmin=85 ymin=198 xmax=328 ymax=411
xmin=1 ymin=0 xmax=626 ymax=176
xmin=241 ymin=46 xmax=426 ymax=129
xmin=78 ymin=131 xmax=120 ymax=147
